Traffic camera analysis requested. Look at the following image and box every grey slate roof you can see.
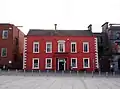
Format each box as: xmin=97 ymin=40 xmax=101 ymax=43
xmin=27 ymin=29 xmax=93 ymax=36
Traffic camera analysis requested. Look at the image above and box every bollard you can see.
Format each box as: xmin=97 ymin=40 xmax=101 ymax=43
xmin=47 ymin=70 xmax=49 ymax=76
xmin=32 ymin=70 xmax=33 ymax=76
xmin=39 ymin=70 xmax=40 ymax=76
xmin=92 ymin=71 xmax=94 ymax=77
xmin=70 ymin=71 xmax=71 ymax=74
xmin=106 ymin=72 xmax=108 ymax=77
xmin=113 ymin=72 xmax=115 ymax=76
xmin=0 ymin=69 xmax=1 ymax=75
xmin=54 ymin=70 xmax=56 ymax=76
xmin=99 ymin=71 xmax=101 ymax=76
xmin=62 ymin=70 xmax=64 ymax=75
xmin=16 ymin=69 xmax=18 ymax=76
xmin=77 ymin=71 xmax=79 ymax=76
xmin=84 ymin=71 xmax=86 ymax=77
xmin=8 ymin=69 xmax=10 ymax=76
xmin=24 ymin=69 xmax=25 ymax=76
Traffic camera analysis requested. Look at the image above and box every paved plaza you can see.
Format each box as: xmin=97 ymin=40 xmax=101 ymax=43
xmin=0 ymin=72 xmax=120 ymax=89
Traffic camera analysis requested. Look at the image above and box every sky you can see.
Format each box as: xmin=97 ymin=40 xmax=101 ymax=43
xmin=0 ymin=0 xmax=120 ymax=34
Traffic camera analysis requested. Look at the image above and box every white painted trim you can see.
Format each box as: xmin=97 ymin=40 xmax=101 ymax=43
xmin=71 ymin=42 xmax=77 ymax=53
xmin=1 ymin=48 xmax=7 ymax=57
xmin=45 ymin=58 xmax=52 ymax=69
xmin=23 ymin=37 xmax=27 ymax=69
xmin=71 ymin=58 xmax=77 ymax=68
xmin=94 ymin=38 xmax=99 ymax=68
xmin=83 ymin=42 xmax=89 ymax=53
xmin=83 ymin=58 xmax=90 ymax=68
xmin=58 ymin=42 xmax=65 ymax=52
xmin=33 ymin=42 xmax=39 ymax=53
xmin=46 ymin=42 xmax=52 ymax=53
xmin=32 ymin=58 xmax=39 ymax=69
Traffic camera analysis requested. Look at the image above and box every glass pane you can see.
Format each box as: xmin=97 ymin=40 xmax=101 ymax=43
xmin=72 ymin=59 xmax=76 ymax=67
xmin=84 ymin=59 xmax=88 ymax=67
xmin=84 ymin=44 xmax=88 ymax=52
xmin=34 ymin=60 xmax=38 ymax=67
xmin=2 ymin=48 xmax=7 ymax=56
xmin=72 ymin=44 xmax=75 ymax=52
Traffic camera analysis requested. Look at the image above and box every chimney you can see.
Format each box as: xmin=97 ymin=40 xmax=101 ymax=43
xmin=54 ymin=24 xmax=57 ymax=30
xmin=101 ymin=22 xmax=109 ymax=32
xmin=88 ymin=24 xmax=92 ymax=31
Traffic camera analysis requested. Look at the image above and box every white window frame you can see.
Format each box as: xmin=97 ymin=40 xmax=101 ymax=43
xmin=71 ymin=42 xmax=77 ymax=53
xmin=45 ymin=58 xmax=52 ymax=69
xmin=83 ymin=42 xmax=89 ymax=53
xmin=1 ymin=48 xmax=7 ymax=57
xmin=32 ymin=58 xmax=39 ymax=69
xmin=83 ymin=58 xmax=90 ymax=68
xmin=58 ymin=40 xmax=65 ymax=52
xmin=33 ymin=42 xmax=39 ymax=53
xmin=2 ymin=30 xmax=8 ymax=39
xmin=46 ymin=42 xmax=52 ymax=53
xmin=71 ymin=58 xmax=77 ymax=68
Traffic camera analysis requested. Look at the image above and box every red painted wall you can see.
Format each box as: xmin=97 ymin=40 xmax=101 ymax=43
xmin=26 ymin=36 xmax=97 ymax=71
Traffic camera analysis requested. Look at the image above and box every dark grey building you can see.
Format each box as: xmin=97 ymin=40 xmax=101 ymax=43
xmin=101 ymin=22 xmax=120 ymax=72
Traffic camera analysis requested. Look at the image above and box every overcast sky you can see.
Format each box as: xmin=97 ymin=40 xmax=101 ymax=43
xmin=0 ymin=0 xmax=120 ymax=34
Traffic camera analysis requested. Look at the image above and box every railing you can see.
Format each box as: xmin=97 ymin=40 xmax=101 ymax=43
xmin=0 ymin=69 xmax=119 ymax=78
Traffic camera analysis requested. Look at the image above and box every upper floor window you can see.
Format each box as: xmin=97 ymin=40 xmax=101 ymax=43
xmin=45 ymin=58 xmax=52 ymax=69
xmin=71 ymin=58 xmax=77 ymax=68
xmin=2 ymin=30 xmax=8 ymax=39
xmin=83 ymin=42 xmax=89 ymax=53
xmin=46 ymin=42 xmax=52 ymax=53
xmin=1 ymin=48 xmax=7 ymax=57
xmin=58 ymin=40 xmax=65 ymax=52
xmin=33 ymin=42 xmax=39 ymax=53
xmin=71 ymin=42 xmax=77 ymax=53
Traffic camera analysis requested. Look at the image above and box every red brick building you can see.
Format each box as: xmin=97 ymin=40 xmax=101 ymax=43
xmin=23 ymin=25 xmax=98 ymax=72
xmin=0 ymin=23 xmax=24 ymax=69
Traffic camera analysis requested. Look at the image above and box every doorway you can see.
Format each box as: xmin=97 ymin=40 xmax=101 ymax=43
xmin=58 ymin=58 xmax=66 ymax=71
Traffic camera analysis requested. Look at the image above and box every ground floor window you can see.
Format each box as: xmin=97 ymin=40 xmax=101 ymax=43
xmin=46 ymin=58 xmax=52 ymax=69
xmin=1 ymin=48 xmax=7 ymax=57
xmin=32 ymin=58 xmax=39 ymax=69
xmin=83 ymin=58 xmax=90 ymax=68
xmin=71 ymin=58 xmax=77 ymax=68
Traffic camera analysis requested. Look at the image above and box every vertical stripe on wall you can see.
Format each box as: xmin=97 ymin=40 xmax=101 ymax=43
xmin=94 ymin=38 xmax=99 ymax=68
xmin=23 ymin=37 xmax=27 ymax=69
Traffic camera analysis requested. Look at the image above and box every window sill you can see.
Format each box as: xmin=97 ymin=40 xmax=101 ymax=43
xmin=45 ymin=67 xmax=52 ymax=69
xmin=1 ymin=56 xmax=7 ymax=57
xmin=33 ymin=52 xmax=40 ymax=53
xmin=83 ymin=52 xmax=89 ymax=53
xmin=72 ymin=67 xmax=77 ymax=68
xmin=46 ymin=52 xmax=52 ymax=53
xmin=71 ymin=52 xmax=77 ymax=53
xmin=32 ymin=67 xmax=39 ymax=69
xmin=83 ymin=67 xmax=90 ymax=68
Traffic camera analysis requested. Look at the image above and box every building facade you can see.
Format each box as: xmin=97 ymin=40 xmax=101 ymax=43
xmin=0 ymin=23 xmax=24 ymax=69
xmin=101 ymin=22 xmax=120 ymax=72
xmin=23 ymin=25 xmax=98 ymax=72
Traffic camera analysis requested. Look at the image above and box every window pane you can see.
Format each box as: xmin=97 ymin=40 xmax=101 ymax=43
xmin=2 ymin=30 xmax=8 ymax=39
xmin=84 ymin=43 xmax=88 ymax=52
xmin=84 ymin=59 xmax=88 ymax=67
xmin=72 ymin=44 xmax=75 ymax=52
xmin=47 ymin=43 xmax=51 ymax=52
xmin=34 ymin=43 xmax=39 ymax=52
xmin=47 ymin=59 xmax=51 ymax=68
xmin=1 ymin=48 xmax=7 ymax=57
xmin=72 ymin=59 xmax=76 ymax=67
xmin=59 ymin=44 xmax=63 ymax=52
xmin=34 ymin=60 xmax=38 ymax=68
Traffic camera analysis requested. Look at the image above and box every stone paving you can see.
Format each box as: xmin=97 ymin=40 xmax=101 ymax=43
xmin=0 ymin=72 xmax=120 ymax=89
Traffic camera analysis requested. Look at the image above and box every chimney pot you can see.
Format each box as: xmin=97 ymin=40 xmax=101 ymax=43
xmin=88 ymin=24 xmax=92 ymax=31
xmin=54 ymin=24 xmax=57 ymax=30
